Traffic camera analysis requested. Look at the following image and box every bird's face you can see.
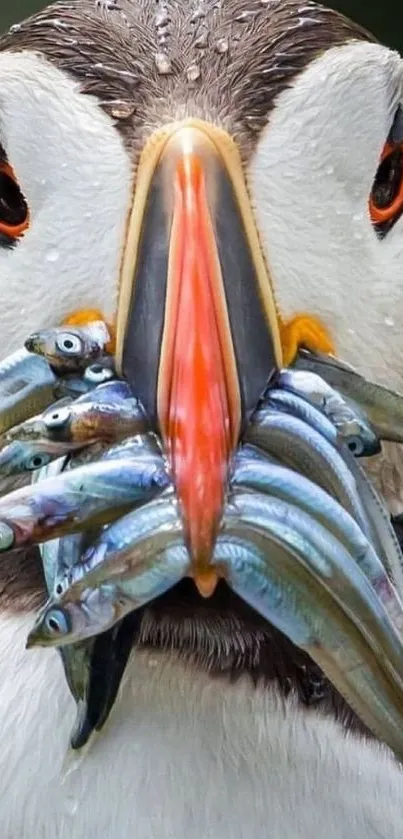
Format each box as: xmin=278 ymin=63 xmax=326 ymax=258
xmin=0 ymin=0 xmax=402 ymax=547
xmin=0 ymin=3 xmax=400 ymax=370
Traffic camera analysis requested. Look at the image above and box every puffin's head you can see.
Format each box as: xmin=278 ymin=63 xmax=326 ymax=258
xmin=0 ymin=0 xmax=402 ymax=555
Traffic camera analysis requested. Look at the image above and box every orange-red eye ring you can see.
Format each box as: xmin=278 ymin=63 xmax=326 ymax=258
xmin=369 ymin=142 xmax=403 ymax=225
xmin=0 ymin=162 xmax=29 ymax=238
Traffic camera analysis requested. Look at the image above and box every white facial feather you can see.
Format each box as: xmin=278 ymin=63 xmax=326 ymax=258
xmin=250 ymin=42 xmax=403 ymax=391
xmin=0 ymin=612 xmax=402 ymax=839
xmin=250 ymin=41 xmax=403 ymax=510
xmin=0 ymin=51 xmax=132 ymax=355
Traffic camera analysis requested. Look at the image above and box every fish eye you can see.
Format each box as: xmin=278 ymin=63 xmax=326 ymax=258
xmin=0 ymin=522 xmax=14 ymax=551
xmin=55 ymin=332 xmax=84 ymax=356
xmin=346 ymin=436 xmax=365 ymax=457
xmin=44 ymin=405 xmax=71 ymax=429
xmin=25 ymin=452 xmax=51 ymax=471
xmin=44 ymin=607 xmax=70 ymax=636
xmin=84 ymin=364 xmax=114 ymax=384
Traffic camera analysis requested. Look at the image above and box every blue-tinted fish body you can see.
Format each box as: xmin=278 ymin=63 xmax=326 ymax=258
xmin=54 ymin=362 xmax=116 ymax=400
xmin=0 ymin=454 xmax=171 ymax=551
xmin=213 ymin=523 xmax=403 ymax=759
xmin=223 ymin=491 xmax=403 ymax=679
xmin=0 ymin=348 xmax=57 ymax=434
xmin=26 ymin=497 xmax=188 ymax=646
xmin=6 ymin=384 xmax=147 ymax=450
xmin=245 ymin=407 xmax=370 ymax=535
xmin=271 ymin=373 xmax=380 ymax=457
xmin=294 ymin=349 xmax=403 ymax=444
xmin=231 ymin=450 xmax=403 ymax=632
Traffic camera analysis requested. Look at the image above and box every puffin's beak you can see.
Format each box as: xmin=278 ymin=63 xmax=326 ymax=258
xmin=116 ymin=120 xmax=282 ymax=579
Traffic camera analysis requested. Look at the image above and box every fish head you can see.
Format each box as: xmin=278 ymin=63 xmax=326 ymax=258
xmin=26 ymin=588 xmax=117 ymax=648
xmin=25 ymin=326 xmax=87 ymax=367
xmin=6 ymin=405 xmax=72 ymax=444
xmin=337 ymin=418 xmax=382 ymax=458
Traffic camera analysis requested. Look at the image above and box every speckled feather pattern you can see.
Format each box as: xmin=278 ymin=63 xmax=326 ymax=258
xmin=0 ymin=0 xmax=372 ymax=154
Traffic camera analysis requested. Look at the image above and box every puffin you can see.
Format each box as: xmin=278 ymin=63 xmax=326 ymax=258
xmin=0 ymin=1 xmax=403 ymax=837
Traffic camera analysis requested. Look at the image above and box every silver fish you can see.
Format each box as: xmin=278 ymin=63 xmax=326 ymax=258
xmin=245 ymin=407 xmax=371 ymax=535
xmin=0 ymin=440 xmax=54 ymax=479
xmin=273 ymin=371 xmax=381 ymax=456
xmin=222 ymin=492 xmax=403 ymax=686
xmin=213 ymin=523 xmax=403 ymax=760
xmin=37 ymin=448 xmax=136 ymax=750
xmin=0 ymin=454 xmax=171 ymax=551
xmin=40 ymin=533 xmax=95 ymax=734
xmin=245 ymin=407 xmax=403 ymax=592
xmin=40 ymin=531 xmax=136 ymax=750
xmin=54 ymin=362 xmax=116 ymax=400
xmin=25 ymin=320 xmax=111 ymax=373
xmin=26 ymin=496 xmax=189 ymax=646
xmin=0 ymin=348 xmax=57 ymax=434
xmin=231 ymin=450 xmax=403 ymax=635
xmin=7 ymin=380 xmax=147 ymax=452
xmin=294 ymin=348 xmax=403 ymax=444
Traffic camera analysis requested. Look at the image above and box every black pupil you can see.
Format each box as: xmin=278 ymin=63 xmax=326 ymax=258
xmin=32 ymin=456 xmax=43 ymax=467
xmin=0 ymin=171 xmax=28 ymax=226
xmin=372 ymin=147 xmax=403 ymax=209
xmin=48 ymin=617 xmax=61 ymax=632
xmin=55 ymin=583 xmax=63 ymax=595
xmin=63 ymin=339 xmax=74 ymax=349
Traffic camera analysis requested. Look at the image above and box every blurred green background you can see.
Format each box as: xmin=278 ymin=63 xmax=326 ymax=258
xmin=0 ymin=1 xmax=402 ymax=51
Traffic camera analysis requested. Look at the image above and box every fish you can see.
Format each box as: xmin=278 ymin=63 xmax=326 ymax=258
xmin=26 ymin=496 xmax=189 ymax=646
xmin=0 ymin=348 xmax=57 ymax=435
xmin=53 ymin=362 xmax=117 ymax=400
xmin=25 ymin=320 xmax=112 ymax=373
xmin=273 ymin=370 xmax=381 ymax=456
xmin=0 ymin=454 xmax=171 ymax=552
xmin=0 ymin=440 xmax=55 ymax=479
xmin=294 ymin=348 xmax=403 ymax=444
xmin=231 ymin=449 xmax=403 ymax=634
xmin=213 ymin=513 xmax=403 ymax=760
xmin=75 ymin=612 xmax=140 ymax=747
xmin=40 ymin=530 xmax=140 ymax=750
xmin=7 ymin=380 xmax=148 ymax=452
xmin=223 ymin=492 xmax=403 ymax=683
xmin=244 ymin=407 xmax=371 ymax=536
xmin=244 ymin=406 xmax=403 ymax=594
xmin=62 ymin=432 xmax=162 ymax=475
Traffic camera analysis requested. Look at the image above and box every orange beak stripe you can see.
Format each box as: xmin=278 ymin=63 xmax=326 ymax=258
xmin=158 ymin=149 xmax=241 ymax=569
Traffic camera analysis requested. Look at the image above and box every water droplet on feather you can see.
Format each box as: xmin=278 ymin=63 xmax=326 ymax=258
xmin=215 ymin=37 xmax=229 ymax=53
xmin=155 ymin=52 xmax=172 ymax=74
xmin=186 ymin=62 xmax=201 ymax=82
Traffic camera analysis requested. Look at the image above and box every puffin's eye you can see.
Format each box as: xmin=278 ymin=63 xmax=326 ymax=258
xmin=44 ymin=607 xmax=70 ymax=636
xmin=0 ymin=162 xmax=29 ymax=242
xmin=370 ymin=131 xmax=403 ymax=234
xmin=44 ymin=406 xmax=71 ymax=429
xmin=55 ymin=333 xmax=83 ymax=356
